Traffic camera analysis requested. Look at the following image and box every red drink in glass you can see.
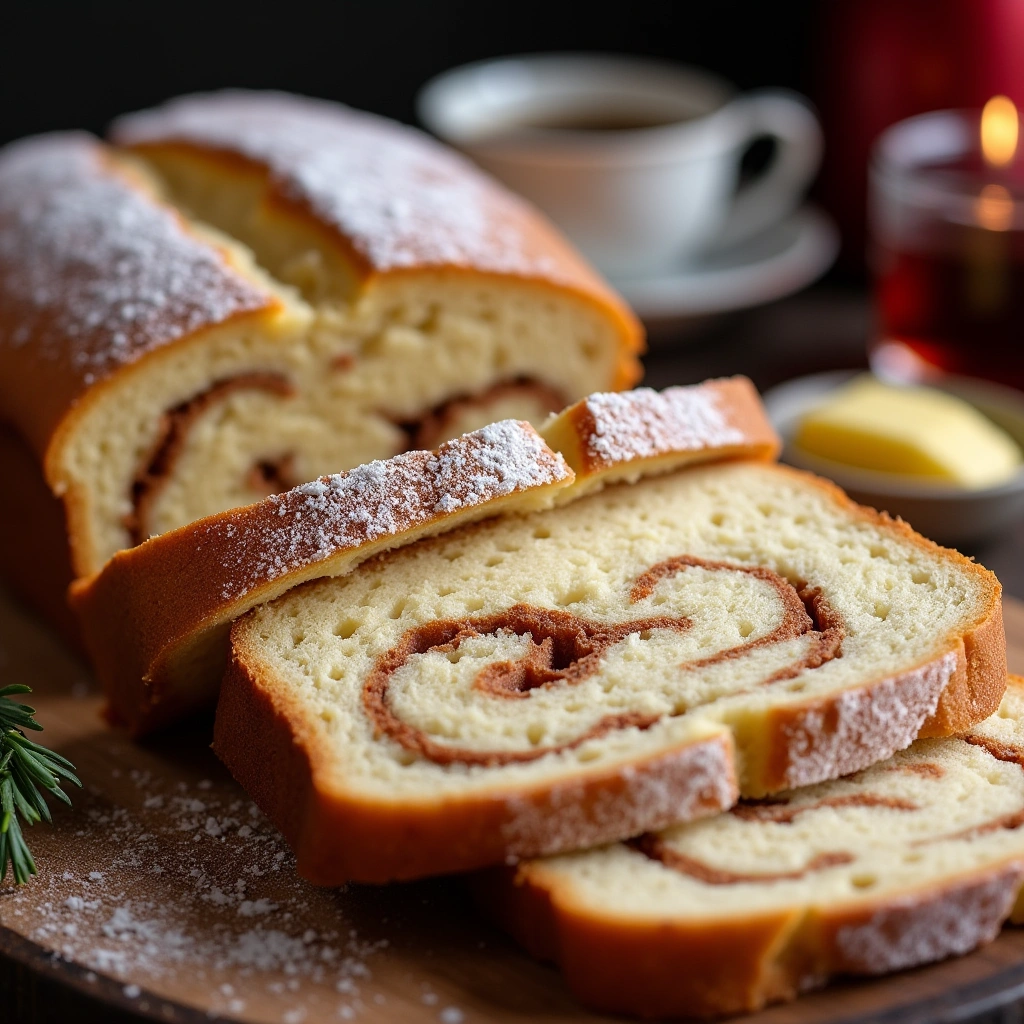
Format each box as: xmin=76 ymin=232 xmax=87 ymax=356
xmin=870 ymin=105 xmax=1024 ymax=388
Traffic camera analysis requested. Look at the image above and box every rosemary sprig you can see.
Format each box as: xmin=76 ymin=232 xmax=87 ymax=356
xmin=0 ymin=683 xmax=81 ymax=884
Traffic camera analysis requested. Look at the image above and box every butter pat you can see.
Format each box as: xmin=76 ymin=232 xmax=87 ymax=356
xmin=795 ymin=376 xmax=1023 ymax=489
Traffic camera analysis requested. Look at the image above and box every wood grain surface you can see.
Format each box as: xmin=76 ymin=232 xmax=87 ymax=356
xmin=3 ymin=588 xmax=1024 ymax=1024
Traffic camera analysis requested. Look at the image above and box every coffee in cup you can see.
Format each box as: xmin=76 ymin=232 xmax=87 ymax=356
xmin=418 ymin=54 xmax=823 ymax=278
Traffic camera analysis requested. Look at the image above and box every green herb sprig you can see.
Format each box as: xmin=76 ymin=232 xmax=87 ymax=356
xmin=0 ymin=684 xmax=81 ymax=884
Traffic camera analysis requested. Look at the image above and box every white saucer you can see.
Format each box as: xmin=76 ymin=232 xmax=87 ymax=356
xmin=609 ymin=205 xmax=839 ymax=325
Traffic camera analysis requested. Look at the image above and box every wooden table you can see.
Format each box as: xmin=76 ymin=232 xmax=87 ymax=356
xmin=3 ymin=588 xmax=1024 ymax=1024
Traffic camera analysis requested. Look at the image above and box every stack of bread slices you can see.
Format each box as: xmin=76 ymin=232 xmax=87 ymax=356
xmin=4 ymin=91 xmax=1024 ymax=1020
xmin=70 ymin=374 xmax=1024 ymax=1018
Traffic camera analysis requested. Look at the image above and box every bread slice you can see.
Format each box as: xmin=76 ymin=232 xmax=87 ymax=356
xmin=546 ymin=376 xmax=783 ymax=501
xmin=479 ymin=676 xmax=1024 ymax=1019
xmin=71 ymin=420 xmax=575 ymax=733
xmin=71 ymin=378 xmax=779 ymax=734
xmin=0 ymin=93 xmax=642 ymax=634
xmin=215 ymin=460 xmax=1003 ymax=884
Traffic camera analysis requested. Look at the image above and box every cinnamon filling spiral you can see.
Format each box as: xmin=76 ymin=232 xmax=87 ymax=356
xmin=363 ymin=556 xmax=845 ymax=767
xmin=629 ymin=741 xmax=1024 ymax=885
xmin=128 ymin=375 xmax=563 ymax=546
xmin=126 ymin=372 xmax=296 ymax=544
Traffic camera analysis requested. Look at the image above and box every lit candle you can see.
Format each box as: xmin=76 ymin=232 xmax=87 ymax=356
xmin=976 ymin=96 xmax=1018 ymax=231
xmin=870 ymin=102 xmax=1024 ymax=388
xmin=981 ymin=95 xmax=1018 ymax=169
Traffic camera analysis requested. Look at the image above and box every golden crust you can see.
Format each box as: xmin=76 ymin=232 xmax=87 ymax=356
xmin=474 ymin=866 xmax=805 ymax=1018
xmin=475 ymin=677 xmax=1024 ymax=1019
xmin=920 ymin=590 xmax=1007 ymax=737
xmin=476 ymin=860 xmax=1024 ymax=1018
xmin=0 ymin=132 xmax=289 ymax=579
xmin=0 ymin=133 xmax=279 ymax=465
xmin=541 ymin=376 xmax=780 ymax=501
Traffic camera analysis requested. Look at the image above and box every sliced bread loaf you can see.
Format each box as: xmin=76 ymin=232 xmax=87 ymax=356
xmin=71 ymin=377 xmax=779 ymax=733
xmin=480 ymin=676 xmax=1024 ymax=1019
xmin=0 ymin=94 xmax=642 ymax=589
xmin=215 ymin=457 xmax=1003 ymax=884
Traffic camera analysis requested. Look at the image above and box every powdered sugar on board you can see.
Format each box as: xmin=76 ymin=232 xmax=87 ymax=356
xmin=581 ymin=384 xmax=746 ymax=468
xmin=4 ymin=762 xmax=390 ymax=1022
xmin=114 ymin=90 xmax=574 ymax=279
xmin=0 ymin=133 xmax=271 ymax=389
xmin=211 ymin=420 xmax=570 ymax=601
xmin=0 ymin=586 xmax=510 ymax=1024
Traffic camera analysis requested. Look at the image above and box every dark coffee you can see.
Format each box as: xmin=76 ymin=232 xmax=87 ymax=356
xmin=513 ymin=110 xmax=684 ymax=132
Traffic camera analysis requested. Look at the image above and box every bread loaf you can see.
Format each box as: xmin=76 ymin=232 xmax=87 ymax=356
xmin=72 ymin=378 xmax=778 ymax=734
xmin=480 ymin=676 xmax=1024 ymax=1019
xmin=0 ymin=91 xmax=641 ymax=627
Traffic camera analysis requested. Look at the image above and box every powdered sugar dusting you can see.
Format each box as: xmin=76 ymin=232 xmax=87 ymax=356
xmin=114 ymin=90 xmax=571 ymax=279
xmin=0 ymin=133 xmax=270 ymax=391
xmin=583 ymin=385 xmax=745 ymax=468
xmin=834 ymin=870 xmax=1021 ymax=973
xmin=212 ymin=420 xmax=570 ymax=601
xmin=500 ymin=734 xmax=736 ymax=855
xmin=780 ymin=652 xmax=955 ymax=789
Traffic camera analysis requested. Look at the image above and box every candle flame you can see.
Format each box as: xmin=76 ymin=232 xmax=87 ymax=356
xmin=981 ymin=95 xmax=1019 ymax=167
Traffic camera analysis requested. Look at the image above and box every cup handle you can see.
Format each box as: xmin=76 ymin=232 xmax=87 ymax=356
xmin=713 ymin=90 xmax=823 ymax=250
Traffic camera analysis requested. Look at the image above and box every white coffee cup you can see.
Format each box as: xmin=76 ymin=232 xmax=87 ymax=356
xmin=418 ymin=54 xmax=823 ymax=278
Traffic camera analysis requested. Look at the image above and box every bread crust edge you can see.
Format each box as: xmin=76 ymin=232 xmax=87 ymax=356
xmin=474 ymin=857 xmax=1024 ymax=1018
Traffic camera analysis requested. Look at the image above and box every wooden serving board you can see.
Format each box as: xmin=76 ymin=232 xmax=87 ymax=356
xmin=3 ymin=589 xmax=1024 ymax=1024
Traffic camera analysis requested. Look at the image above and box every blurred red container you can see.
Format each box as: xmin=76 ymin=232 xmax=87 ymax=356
xmin=816 ymin=0 xmax=1024 ymax=271
xmin=869 ymin=104 xmax=1024 ymax=387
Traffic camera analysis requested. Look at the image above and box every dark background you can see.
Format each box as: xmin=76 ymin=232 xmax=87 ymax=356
xmin=10 ymin=0 xmax=1024 ymax=591
xmin=0 ymin=1 xmax=817 ymax=143
xmin=9 ymin=0 xmax=1010 ymax=282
